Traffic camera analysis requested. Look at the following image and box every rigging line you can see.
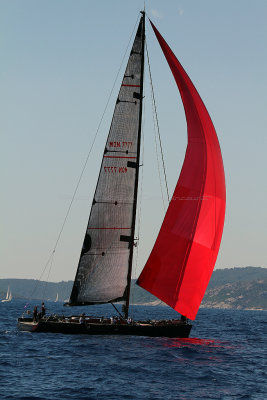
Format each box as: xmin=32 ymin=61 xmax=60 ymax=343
xmin=32 ymin=15 xmax=141 ymax=291
xmin=132 ymin=72 xmax=146 ymax=304
xmin=145 ymin=40 xmax=170 ymax=203
xmin=51 ymin=14 xmax=141 ymax=256
xmin=111 ymin=302 xmax=124 ymax=319
xmin=151 ymin=87 xmax=166 ymax=211
xmin=27 ymin=251 xmax=55 ymax=301
xmin=42 ymin=251 xmax=55 ymax=301
xmin=146 ymin=41 xmax=166 ymax=210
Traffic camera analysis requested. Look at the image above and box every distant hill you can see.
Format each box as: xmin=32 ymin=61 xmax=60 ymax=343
xmin=201 ymin=267 xmax=267 ymax=310
xmin=0 ymin=267 xmax=266 ymax=310
xmin=131 ymin=267 xmax=267 ymax=310
xmin=0 ymin=279 xmax=73 ymax=302
xmin=207 ymin=266 xmax=267 ymax=288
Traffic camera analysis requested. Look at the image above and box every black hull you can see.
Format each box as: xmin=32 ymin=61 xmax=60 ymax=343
xmin=18 ymin=317 xmax=192 ymax=338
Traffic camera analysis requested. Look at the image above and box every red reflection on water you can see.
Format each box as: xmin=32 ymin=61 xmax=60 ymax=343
xmin=162 ymin=337 xmax=233 ymax=349
xmin=161 ymin=338 xmax=233 ymax=365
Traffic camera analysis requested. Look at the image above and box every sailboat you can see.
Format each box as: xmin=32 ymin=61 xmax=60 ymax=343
xmin=1 ymin=286 xmax=12 ymax=302
xmin=18 ymin=11 xmax=225 ymax=337
xmin=55 ymin=293 xmax=59 ymax=302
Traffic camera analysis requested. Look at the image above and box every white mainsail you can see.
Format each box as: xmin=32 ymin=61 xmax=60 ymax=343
xmin=1 ymin=286 xmax=12 ymax=302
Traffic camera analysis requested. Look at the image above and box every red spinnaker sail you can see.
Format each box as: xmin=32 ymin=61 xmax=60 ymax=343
xmin=137 ymin=22 xmax=226 ymax=320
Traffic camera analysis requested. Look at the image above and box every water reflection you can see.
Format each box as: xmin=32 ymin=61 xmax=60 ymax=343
xmin=156 ymin=337 xmax=239 ymax=366
xmin=162 ymin=337 xmax=231 ymax=348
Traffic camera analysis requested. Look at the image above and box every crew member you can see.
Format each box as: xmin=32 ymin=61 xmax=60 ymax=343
xmin=33 ymin=306 xmax=38 ymax=322
xmin=41 ymin=302 xmax=46 ymax=318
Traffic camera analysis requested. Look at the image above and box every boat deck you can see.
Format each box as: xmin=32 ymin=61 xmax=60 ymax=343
xmin=18 ymin=316 xmax=192 ymax=338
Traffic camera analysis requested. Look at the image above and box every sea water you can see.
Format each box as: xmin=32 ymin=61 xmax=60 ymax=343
xmin=0 ymin=299 xmax=266 ymax=400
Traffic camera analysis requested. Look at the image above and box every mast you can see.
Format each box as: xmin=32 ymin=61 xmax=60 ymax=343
xmin=124 ymin=11 xmax=145 ymax=319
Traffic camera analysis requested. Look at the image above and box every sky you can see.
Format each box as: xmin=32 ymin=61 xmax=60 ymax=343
xmin=1 ymin=0 xmax=267 ymax=282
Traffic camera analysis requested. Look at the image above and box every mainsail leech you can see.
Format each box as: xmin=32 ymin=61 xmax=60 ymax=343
xmin=137 ymin=21 xmax=226 ymax=320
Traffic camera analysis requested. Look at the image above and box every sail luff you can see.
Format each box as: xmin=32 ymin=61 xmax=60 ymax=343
xmin=137 ymin=21 xmax=226 ymax=320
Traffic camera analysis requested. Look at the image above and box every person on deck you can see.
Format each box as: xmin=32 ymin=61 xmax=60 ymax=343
xmin=41 ymin=302 xmax=46 ymax=318
xmin=79 ymin=313 xmax=85 ymax=324
xmin=33 ymin=306 xmax=38 ymax=322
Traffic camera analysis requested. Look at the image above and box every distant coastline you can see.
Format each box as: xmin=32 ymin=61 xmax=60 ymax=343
xmin=0 ymin=267 xmax=266 ymax=311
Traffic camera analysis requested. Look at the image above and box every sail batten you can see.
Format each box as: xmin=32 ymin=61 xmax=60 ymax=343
xmin=69 ymin=16 xmax=145 ymax=306
xmin=137 ymin=21 xmax=226 ymax=320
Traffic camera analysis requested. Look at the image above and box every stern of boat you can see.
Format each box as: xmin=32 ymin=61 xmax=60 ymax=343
xmin=18 ymin=317 xmax=39 ymax=332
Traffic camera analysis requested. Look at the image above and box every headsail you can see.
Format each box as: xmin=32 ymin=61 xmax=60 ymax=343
xmin=69 ymin=15 xmax=145 ymax=306
xmin=137 ymin=21 xmax=226 ymax=320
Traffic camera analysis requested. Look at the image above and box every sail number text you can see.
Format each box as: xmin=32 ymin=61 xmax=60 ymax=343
xmin=104 ymin=166 xmax=128 ymax=173
xmin=109 ymin=141 xmax=133 ymax=149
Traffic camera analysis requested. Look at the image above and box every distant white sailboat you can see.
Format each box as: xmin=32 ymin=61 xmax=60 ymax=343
xmin=1 ymin=286 xmax=12 ymax=302
xmin=55 ymin=293 xmax=59 ymax=302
